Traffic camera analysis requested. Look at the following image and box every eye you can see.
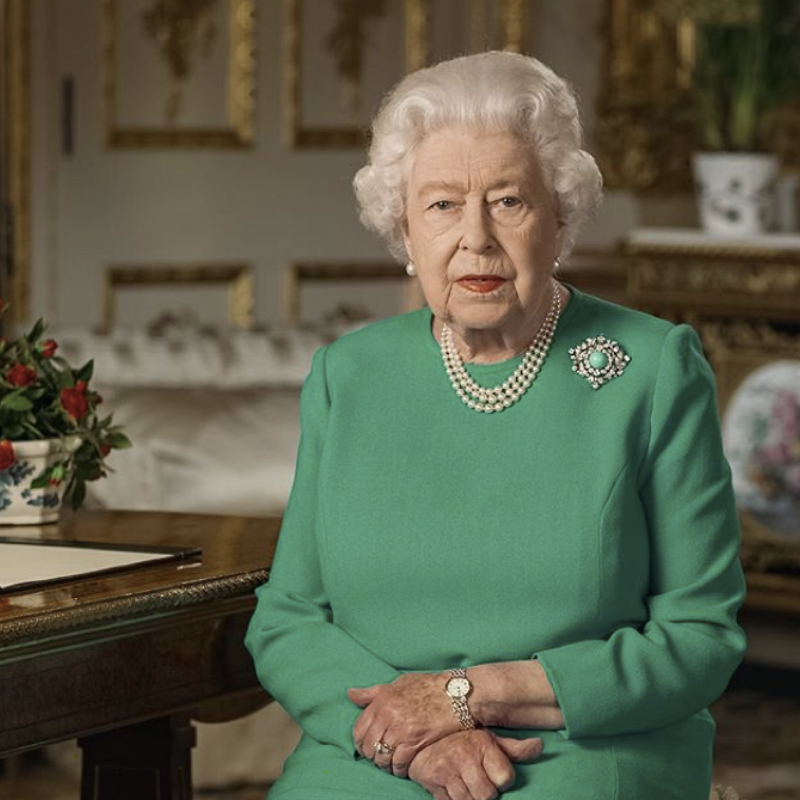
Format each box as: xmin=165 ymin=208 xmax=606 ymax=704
xmin=428 ymin=200 xmax=455 ymax=211
xmin=498 ymin=196 xmax=522 ymax=208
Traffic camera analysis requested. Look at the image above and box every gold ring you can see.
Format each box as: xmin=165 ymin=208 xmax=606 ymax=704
xmin=374 ymin=740 xmax=394 ymax=756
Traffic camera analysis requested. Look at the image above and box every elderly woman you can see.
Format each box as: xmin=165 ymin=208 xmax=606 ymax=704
xmin=246 ymin=51 xmax=745 ymax=800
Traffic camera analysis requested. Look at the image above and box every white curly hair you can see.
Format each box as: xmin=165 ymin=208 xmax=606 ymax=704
xmin=353 ymin=51 xmax=603 ymax=262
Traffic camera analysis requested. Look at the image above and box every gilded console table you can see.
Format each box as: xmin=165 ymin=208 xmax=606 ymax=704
xmin=0 ymin=510 xmax=279 ymax=800
xmin=623 ymin=228 xmax=800 ymax=325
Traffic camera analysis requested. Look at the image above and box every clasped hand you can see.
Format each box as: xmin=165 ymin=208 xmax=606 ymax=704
xmin=349 ymin=673 xmax=543 ymax=798
xmin=349 ymin=672 xmax=458 ymax=777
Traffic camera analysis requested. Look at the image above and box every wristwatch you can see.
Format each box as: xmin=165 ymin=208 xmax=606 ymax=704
xmin=445 ymin=668 xmax=475 ymax=730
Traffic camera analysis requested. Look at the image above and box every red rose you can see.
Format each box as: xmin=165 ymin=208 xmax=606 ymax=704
xmin=40 ymin=339 xmax=58 ymax=358
xmin=5 ymin=363 xmax=37 ymax=387
xmin=99 ymin=443 xmax=111 ymax=457
xmin=0 ymin=440 xmax=15 ymax=470
xmin=60 ymin=380 xmax=89 ymax=420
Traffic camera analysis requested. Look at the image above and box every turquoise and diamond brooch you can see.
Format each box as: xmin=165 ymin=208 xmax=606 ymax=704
xmin=569 ymin=335 xmax=631 ymax=389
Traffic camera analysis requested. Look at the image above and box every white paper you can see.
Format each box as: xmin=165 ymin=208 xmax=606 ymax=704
xmin=0 ymin=541 xmax=180 ymax=592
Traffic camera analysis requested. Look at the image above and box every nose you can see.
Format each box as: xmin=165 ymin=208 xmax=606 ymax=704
xmin=459 ymin=202 xmax=494 ymax=253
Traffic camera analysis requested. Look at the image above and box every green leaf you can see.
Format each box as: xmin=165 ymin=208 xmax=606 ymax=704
xmin=105 ymin=431 xmax=133 ymax=449
xmin=68 ymin=479 xmax=86 ymax=511
xmin=26 ymin=318 xmax=46 ymax=344
xmin=0 ymin=393 xmax=33 ymax=411
xmin=58 ymin=369 xmax=74 ymax=390
xmin=75 ymin=360 xmax=94 ymax=383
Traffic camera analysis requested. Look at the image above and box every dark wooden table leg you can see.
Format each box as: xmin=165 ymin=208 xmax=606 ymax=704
xmin=78 ymin=715 xmax=196 ymax=800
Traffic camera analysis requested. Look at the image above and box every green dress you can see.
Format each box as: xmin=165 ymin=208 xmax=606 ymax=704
xmin=245 ymin=288 xmax=746 ymax=799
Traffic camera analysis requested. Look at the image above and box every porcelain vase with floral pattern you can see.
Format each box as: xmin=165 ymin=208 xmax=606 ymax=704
xmin=692 ymin=152 xmax=780 ymax=237
xmin=0 ymin=437 xmax=81 ymax=525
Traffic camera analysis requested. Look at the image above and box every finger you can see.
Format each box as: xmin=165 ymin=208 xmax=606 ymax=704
xmin=347 ymin=685 xmax=381 ymax=707
xmin=353 ymin=709 xmax=376 ymax=745
xmin=494 ymin=735 xmax=544 ymax=763
xmin=352 ymin=723 xmax=378 ymax=759
xmin=372 ymin=743 xmax=395 ymax=772
xmin=481 ymin=747 xmax=516 ymax=793
xmin=390 ymin=743 xmax=416 ymax=779
xmin=460 ymin=760 xmax=501 ymax=800
xmin=351 ymin=704 xmax=377 ymax=754
xmin=448 ymin=775 xmax=474 ymax=800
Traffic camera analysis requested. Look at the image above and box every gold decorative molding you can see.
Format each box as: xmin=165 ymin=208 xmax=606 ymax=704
xmin=0 ymin=573 xmax=267 ymax=649
xmin=0 ymin=0 xmax=31 ymax=323
xmin=596 ymin=0 xmax=800 ymax=193
xmin=624 ymin=239 xmax=800 ymax=322
xmin=282 ymin=0 xmax=535 ymax=150
xmin=284 ymin=0 xmax=429 ymax=149
xmin=596 ymin=0 xmax=696 ymax=192
xmin=469 ymin=0 xmax=528 ymax=54
xmin=102 ymin=263 xmax=254 ymax=331
xmin=637 ymin=260 xmax=800 ymax=295
xmin=102 ymin=0 xmax=256 ymax=149
xmin=140 ymin=0 xmax=220 ymax=125
xmin=283 ymin=261 xmax=413 ymax=324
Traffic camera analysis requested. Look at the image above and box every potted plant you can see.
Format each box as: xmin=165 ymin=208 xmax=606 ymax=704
xmin=0 ymin=299 xmax=131 ymax=524
xmin=661 ymin=0 xmax=800 ymax=234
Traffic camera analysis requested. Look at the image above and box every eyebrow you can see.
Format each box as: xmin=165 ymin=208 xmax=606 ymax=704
xmin=415 ymin=179 xmax=524 ymax=196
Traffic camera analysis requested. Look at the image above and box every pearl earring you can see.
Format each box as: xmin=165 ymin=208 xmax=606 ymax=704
xmin=554 ymin=256 xmax=562 ymax=270
xmin=406 ymin=262 xmax=417 ymax=277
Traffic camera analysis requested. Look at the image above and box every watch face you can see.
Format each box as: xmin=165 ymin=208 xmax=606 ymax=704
xmin=447 ymin=677 xmax=471 ymax=698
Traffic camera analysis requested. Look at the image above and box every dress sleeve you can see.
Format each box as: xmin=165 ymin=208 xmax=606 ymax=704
xmin=534 ymin=324 xmax=747 ymax=739
xmin=245 ymin=346 xmax=401 ymax=754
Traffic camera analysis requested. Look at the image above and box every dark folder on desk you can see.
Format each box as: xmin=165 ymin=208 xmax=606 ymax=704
xmin=0 ymin=537 xmax=202 ymax=593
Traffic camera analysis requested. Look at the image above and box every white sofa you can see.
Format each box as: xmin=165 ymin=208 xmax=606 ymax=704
xmin=52 ymin=321 xmax=355 ymax=788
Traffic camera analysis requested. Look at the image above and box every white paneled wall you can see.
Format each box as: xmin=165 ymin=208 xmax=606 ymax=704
xmin=28 ymin=0 xmax=693 ymax=330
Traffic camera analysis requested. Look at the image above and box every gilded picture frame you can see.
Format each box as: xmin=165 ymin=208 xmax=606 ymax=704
xmin=595 ymin=0 xmax=699 ymax=193
xmin=101 ymin=263 xmax=254 ymax=331
xmin=101 ymin=0 xmax=256 ymax=149
xmin=283 ymin=261 xmax=418 ymax=325
xmin=596 ymin=0 xmax=800 ymax=193
xmin=703 ymin=321 xmax=800 ymax=589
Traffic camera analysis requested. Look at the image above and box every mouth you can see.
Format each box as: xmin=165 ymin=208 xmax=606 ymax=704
xmin=456 ymin=275 xmax=508 ymax=294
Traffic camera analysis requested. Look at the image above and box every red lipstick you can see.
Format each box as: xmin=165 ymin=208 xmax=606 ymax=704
xmin=457 ymin=276 xmax=507 ymax=293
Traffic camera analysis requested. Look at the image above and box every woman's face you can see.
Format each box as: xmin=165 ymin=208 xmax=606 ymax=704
xmin=403 ymin=126 xmax=563 ymax=342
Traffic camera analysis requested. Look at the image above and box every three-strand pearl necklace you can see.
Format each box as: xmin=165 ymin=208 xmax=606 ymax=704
xmin=440 ymin=284 xmax=562 ymax=413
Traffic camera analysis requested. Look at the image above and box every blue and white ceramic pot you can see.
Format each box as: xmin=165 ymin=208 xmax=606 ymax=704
xmin=0 ymin=438 xmax=81 ymax=525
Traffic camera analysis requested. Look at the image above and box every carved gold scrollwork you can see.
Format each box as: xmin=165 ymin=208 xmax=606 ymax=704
xmin=597 ymin=0 xmax=800 ymax=192
xmin=103 ymin=0 xmax=256 ymax=148
xmin=284 ymin=0 xmax=429 ymax=149
xmin=624 ymin=239 xmax=800 ymax=324
xmin=101 ymin=263 xmax=254 ymax=331
xmin=324 ymin=0 xmax=389 ymax=118
xmin=638 ymin=260 xmax=800 ymax=295
xmin=140 ymin=0 xmax=220 ymax=125
xmin=596 ymin=0 xmax=697 ymax=192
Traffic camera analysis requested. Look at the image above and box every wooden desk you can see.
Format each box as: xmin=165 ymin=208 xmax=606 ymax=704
xmin=0 ymin=510 xmax=280 ymax=800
